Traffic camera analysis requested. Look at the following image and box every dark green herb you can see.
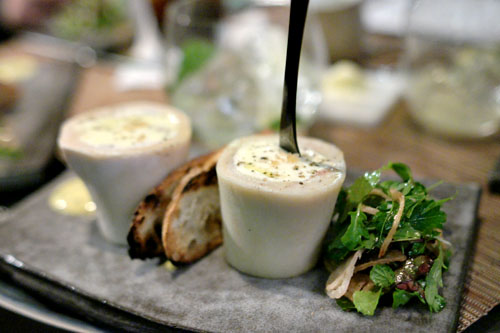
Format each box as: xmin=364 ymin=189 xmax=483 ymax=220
xmin=392 ymin=289 xmax=421 ymax=308
xmin=370 ymin=265 xmax=395 ymax=288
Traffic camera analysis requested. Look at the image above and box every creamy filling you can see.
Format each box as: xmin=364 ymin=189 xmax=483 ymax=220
xmin=76 ymin=108 xmax=180 ymax=149
xmin=233 ymin=140 xmax=339 ymax=182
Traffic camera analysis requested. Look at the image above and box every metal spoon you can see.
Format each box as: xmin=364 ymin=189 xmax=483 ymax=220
xmin=279 ymin=0 xmax=310 ymax=156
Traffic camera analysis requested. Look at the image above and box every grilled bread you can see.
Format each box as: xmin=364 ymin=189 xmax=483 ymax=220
xmin=127 ymin=150 xmax=222 ymax=261
xmin=163 ymin=151 xmax=222 ymax=263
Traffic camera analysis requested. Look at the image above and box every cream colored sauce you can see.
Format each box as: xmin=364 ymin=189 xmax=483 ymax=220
xmin=233 ymin=141 xmax=337 ymax=182
xmin=76 ymin=108 xmax=180 ymax=149
xmin=0 ymin=55 xmax=38 ymax=83
xmin=49 ymin=177 xmax=96 ymax=216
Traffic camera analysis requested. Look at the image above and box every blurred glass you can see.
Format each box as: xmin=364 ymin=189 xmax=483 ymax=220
xmin=404 ymin=0 xmax=500 ymax=139
xmin=310 ymin=0 xmax=363 ymax=62
xmin=164 ymin=0 xmax=326 ymax=149
xmin=47 ymin=0 xmax=133 ymax=51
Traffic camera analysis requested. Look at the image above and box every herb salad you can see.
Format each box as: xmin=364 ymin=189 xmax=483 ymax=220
xmin=323 ymin=163 xmax=453 ymax=315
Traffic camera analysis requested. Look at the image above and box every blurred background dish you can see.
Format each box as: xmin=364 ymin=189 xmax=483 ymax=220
xmin=46 ymin=0 xmax=133 ymax=52
xmin=165 ymin=0 xmax=326 ymax=149
xmin=404 ymin=0 xmax=500 ymax=139
xmin=319 ymin=60 xmax=403 ymax=127
xmin=310 ymin=0 xmax=363 ymax=62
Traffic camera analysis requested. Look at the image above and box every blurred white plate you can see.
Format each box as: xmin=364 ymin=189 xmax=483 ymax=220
xmin=319 ymin=68 xmax=404 ymax=127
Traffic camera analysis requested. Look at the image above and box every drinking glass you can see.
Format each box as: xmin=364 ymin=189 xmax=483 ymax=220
xmin=404 ymin=0 xmax=500 ymax=139
xmin=164 ymin=0 xmax=326 ymax=149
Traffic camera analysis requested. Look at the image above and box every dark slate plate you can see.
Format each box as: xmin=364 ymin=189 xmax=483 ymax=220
xmin=0 ymin=171 xmax=481 ymax=333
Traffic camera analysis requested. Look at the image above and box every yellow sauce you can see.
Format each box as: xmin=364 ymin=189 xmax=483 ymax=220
xmin=76 ymin=109 xmax=179 ymax=149
xmin=0 ymin=55 xmax=38 ymax=83
xmin=48 ymin=177 xmax=96 ymax=216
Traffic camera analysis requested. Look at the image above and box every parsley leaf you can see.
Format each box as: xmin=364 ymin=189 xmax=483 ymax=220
xmin=392 ymin=289 xmax=420 ymax=308
xmin=425 ymin=247 xmax=446 ymax=312
xmin=408 ymin=201 xmax=447 ymax=235
xmin=348 ymin=177 xmax=373 ymax=204
xmin=386 ymin=162 xmax=413 ymax=182
xmin=353 ymin=289 xmax=382 ymax=316
xmin=364 ymin=170 xmax=381 ymax=187
xmin=408 ymin=242 xmax=427 ymax=256
xmin=392 ymin=224 xmax=421 ymax=241
xmin=341 ymin=207 xmax=369 ymax=250
xmin=370 ymin=265 xmax=395 ymax=288
xmin=360 ymin=233 xmax=377 ymax=249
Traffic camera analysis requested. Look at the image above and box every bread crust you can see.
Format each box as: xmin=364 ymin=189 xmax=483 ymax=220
xmin=163 ymin=150 xmax=223 ymax=263
xmin=127 ymin=150 xmax=222 ymax=261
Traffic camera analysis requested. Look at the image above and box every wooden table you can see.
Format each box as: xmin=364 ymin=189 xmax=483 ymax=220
xmin=69 ymin=63 xmax=500 ymax=332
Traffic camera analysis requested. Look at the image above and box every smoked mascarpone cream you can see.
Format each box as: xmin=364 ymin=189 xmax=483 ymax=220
xmin=58 ymin=102 xmax=191 ymax=245
xmin=216 ymin=134 xmax=346 ymax=278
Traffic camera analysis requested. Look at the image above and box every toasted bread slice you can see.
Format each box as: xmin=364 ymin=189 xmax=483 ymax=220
xmin=163 ymin=150 xmax=223 ymax=263
xmin=127 ymin=151 xmax=220 ymax=259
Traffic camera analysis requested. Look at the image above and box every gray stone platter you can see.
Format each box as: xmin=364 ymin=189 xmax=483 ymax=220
xmin=0 ymin=171 xmax=481 ymax=333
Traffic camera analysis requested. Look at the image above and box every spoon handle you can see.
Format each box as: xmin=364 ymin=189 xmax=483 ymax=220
xmin=279 ymin=0 xmax=310 ymax=156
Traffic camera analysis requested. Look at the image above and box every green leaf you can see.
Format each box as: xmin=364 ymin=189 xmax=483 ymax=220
xmin=348 ymin=177 xmax=373 ymax=204
xmin=392 ymin=224 xmax=421 ymax=242
xmin=336 ymin=297 xmax=356 ymax=311
xmin=324 ymin=220 xmax=352 ymax=263
xmin=387 ymin=162 xmax=413 ymax=182
xmin=431 ymin=294 xmax=446 ymax=312
xmin=425 ymin=247 xmax=446 ymax=312
xmin=364 ymin=170 xmax=381 ymax=187
xmin=370 ymin=265 xmax=395 ymax=288
xmin=341 ymin=208 xmax=368 ymax=250
xmin=408 ymin=242 xmax=427 ymax=257
xmin=177 ymin=39 xmax=215 ymax=84
xmin=360 ymin=233 xmax=377 ymax=249
xmin=426 ymin=180 xmax=444 ymax=192
xmin=392 ymin=289 xmax=420 ymax=308
xmin=408 ymin=201 xmax=447 ymax=235
xmin=404 ymin=195 xmax=426 ymax=219
xmin=353 ymin=289 xmax=382 ymax=316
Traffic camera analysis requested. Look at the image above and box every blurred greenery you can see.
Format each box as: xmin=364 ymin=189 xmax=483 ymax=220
xmin=176 ymin=39 xmax=216 ymax=87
